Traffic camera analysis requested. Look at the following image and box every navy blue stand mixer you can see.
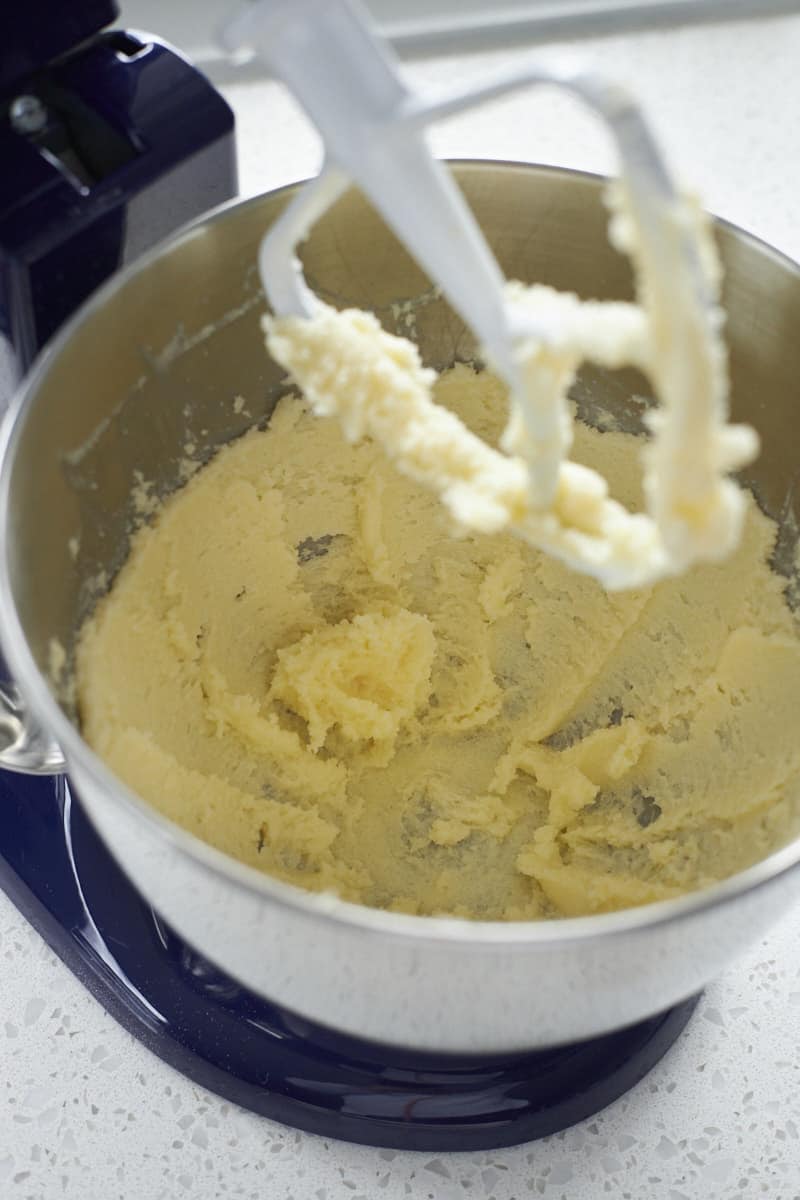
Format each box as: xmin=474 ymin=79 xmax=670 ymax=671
xmin=0 ymin=1 xmax=699 ymax=1151
xmin=0 ymin=0 xmax=236 ymax=395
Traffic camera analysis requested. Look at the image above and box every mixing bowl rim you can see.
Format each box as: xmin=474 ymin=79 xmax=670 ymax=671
xmin=3 ymin=159 xmax=800 ymax=951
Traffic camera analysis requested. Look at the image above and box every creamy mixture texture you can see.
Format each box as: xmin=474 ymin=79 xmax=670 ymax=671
xmin=265 ymin=185 xmax=758 ymax=590
xmin=76 ymin=365 xmax=800 ymax=919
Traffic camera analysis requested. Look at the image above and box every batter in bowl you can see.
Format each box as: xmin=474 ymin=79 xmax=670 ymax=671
xmin=75 ymin=363 xmax=800 ymax=920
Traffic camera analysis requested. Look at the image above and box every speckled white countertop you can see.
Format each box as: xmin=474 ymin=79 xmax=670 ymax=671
xmin=3 ymin=11 xmax=800 ymax=1200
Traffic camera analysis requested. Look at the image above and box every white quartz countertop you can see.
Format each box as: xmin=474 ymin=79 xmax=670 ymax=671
xmin=3 ymin=10 xmax=800 ymax=1199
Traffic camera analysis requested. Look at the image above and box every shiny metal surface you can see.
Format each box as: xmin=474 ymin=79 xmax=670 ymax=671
xmin=2 ymin=163 xmax=800 ymax=1052
xmin=0 ymin=681 xmax=65 ymax=774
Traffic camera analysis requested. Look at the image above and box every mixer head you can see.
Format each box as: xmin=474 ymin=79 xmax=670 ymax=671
xmin=0 ymin=0 xmax=237 ymax=402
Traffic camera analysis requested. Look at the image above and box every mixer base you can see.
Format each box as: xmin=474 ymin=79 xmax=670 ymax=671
xmin=0 ymin=771 xmax=699 ymax=1151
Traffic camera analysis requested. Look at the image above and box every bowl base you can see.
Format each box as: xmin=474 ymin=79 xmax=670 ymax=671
xmin=0 ymin=772 xmax=699 ymax=1151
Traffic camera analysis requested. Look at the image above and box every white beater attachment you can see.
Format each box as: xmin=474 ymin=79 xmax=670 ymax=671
xmin=223 ymin=0 xmax=758 ymax=589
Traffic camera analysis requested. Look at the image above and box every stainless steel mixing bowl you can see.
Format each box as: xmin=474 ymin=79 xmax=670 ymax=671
xmin=1 ymin=162 xmax=799 ymax=1053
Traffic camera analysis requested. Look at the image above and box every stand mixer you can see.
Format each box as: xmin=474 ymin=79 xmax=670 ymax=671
xmin=0 ymin=0 xmax=236 ymax=399
xmin=0 ymin=0 xmax=796 ymax=1153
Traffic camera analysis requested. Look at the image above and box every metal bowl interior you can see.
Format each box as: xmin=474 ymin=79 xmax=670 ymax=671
xmin=4 ymin=160 xmax=800 ymax=952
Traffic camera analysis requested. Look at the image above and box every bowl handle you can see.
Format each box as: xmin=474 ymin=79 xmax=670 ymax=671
xmin=0 ymin=680 xmax=65 ymax=774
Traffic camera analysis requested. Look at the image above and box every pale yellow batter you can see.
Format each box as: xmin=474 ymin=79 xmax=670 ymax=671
xmin=264 ymin=185 xmax=758 ymax=590
xmin=76 ymin=366 xmax=800 ymax=919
